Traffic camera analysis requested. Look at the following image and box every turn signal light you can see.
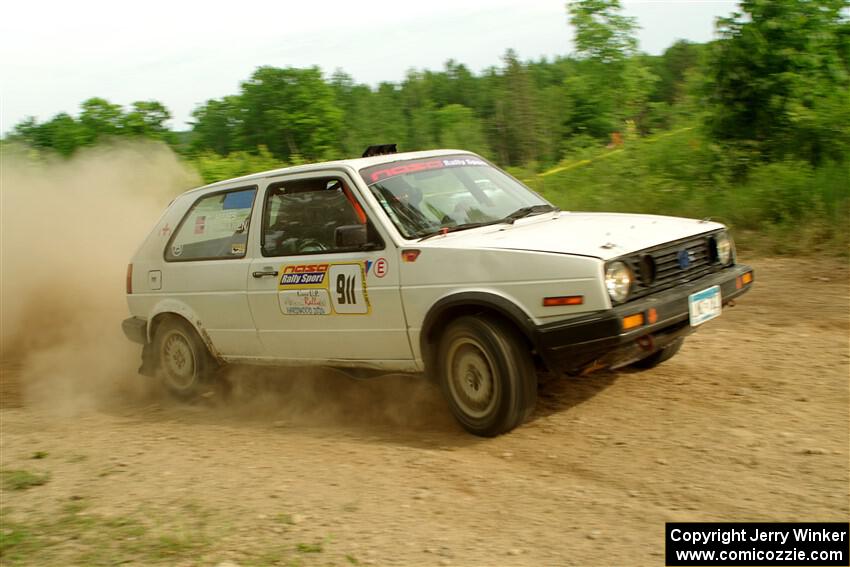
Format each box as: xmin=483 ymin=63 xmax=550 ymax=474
xmin=742 ymin=272 xmax=753 ymax=285
xmin=647 ymin=307 xmax=658 ymax=325
xmin=401 ymin=249 xmax=421 ymax=262
xmin=622 ymin=312 xmax=645 ymax=331
xmin=543 ymin=296 xmax=584 ymax=307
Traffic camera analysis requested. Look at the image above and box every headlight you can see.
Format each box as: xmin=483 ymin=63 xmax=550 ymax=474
xmin=605 ymin=261 xmax=632 ymax=303
xmin=715 ymin=231 xmax=734 ymax=265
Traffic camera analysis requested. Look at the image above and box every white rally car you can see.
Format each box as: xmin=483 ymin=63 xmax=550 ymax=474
xmin=123 ymin=147 xmax=753 ymax=436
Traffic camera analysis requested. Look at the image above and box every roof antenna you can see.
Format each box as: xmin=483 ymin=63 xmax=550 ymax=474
xmin=362 ymin=144 xmax=397 ymax=158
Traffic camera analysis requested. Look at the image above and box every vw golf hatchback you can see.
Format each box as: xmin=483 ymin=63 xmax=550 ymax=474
xmin=123 ymin=148 xmax=753 ymax=436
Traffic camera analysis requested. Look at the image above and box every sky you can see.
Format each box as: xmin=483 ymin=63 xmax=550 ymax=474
xmin=0 ymin=0 xmax=740 ymax=134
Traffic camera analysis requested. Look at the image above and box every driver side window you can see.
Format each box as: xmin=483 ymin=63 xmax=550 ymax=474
xmin=261 ymin=176 xmax=383 ymax=257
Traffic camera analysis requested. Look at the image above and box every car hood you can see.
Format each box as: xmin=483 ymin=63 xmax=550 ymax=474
xmin=423 ymin=212 xmax=724 ymax=260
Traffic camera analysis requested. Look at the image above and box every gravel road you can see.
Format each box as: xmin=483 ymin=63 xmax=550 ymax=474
xmin=1 ymin=257 xmax=847 ymax=566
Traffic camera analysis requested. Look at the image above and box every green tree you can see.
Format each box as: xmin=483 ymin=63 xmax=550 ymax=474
xmin=401 ymin=70 xmax=437 ymax=150
xmin=192 ymin=145 xmax=285 ymax=184
xmin=442 ymin=60 xmax=479 ymax=109
xmin=501 ymin=49 xmax=539 ymax=165
xmin=370 ymin=82 xmax=408 ymax=151
xmin=8 ymin=98 xmax=179 ymax=155
xmin=239 ymin=66 xmax=343 ymax=161
xmin=652 ymin=41 xmax=704 ymax=105
xmin=10 ymin=117 xmax=51 ymax=150
xmin=707 ymin=0 xmax=850 ymax=164
xmin=79 ymin=97 xmax=124 ymax=141
xmin=43 ymin=113 xmax=88 ymax=156
xmin=568 ymin=0 xmax=637 ymax=64
xmin=122 ymin=101 xmax=172 ymax=138
xmin=562 ymin=72 xmax=614 ymax=139
xmin=566 ymin=0 xmax=657 ymax=136
xmin=435 ymin=104 xmax=491 ymax=157
xmin=190 ymin=96 xmax=243 ymax=155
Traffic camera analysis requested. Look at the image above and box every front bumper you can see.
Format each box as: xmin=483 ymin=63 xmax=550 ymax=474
xmin=533 ymin=264 xmax=754 ymax=373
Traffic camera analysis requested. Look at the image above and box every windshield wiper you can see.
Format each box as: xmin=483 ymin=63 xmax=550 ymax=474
xmin=417 ymin=220 xmax=502 ymax=241
xmin=417 ymin=205 xmax=560 ymax=241
xmin=502 ymin=204 xmax=559 ymax=224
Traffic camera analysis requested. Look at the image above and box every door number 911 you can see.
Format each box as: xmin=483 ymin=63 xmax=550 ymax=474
xmin=337 ymin=274 xmax=357 ymax=305
xmin=329 ymin=264 xmax=369 ymax=314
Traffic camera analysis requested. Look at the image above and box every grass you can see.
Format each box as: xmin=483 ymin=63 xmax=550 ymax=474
xmin=0 ymin=523 xmax=47 ymax=563
xmin=1 ymin=470 xmax=50 ymax=491
xmin=525 ymin=128 xmax=849 ymax=256
xmin=0 ymin=498 xmax=342 ymax=566
xmin=295 ymin=541 xmax=324 ymax=553
xmin=0 ymin=499 xmax=211 ymax=566
xmin=142 ymin=533 xmax=207 ymax=562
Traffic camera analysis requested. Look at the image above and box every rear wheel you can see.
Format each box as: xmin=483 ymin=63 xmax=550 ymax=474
xmin=437 ymin=316 xmax=536 ymax=437
xmin=631 ymin=338 xmax=684 ymax=370
xmin=153 ymin=317 xmax=218 ymax=399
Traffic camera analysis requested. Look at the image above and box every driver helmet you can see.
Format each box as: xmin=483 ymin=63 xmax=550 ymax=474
xmin=385 ymin=177 xmax=423 ymax=208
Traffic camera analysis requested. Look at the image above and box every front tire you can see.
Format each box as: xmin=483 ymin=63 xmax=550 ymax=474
xmin=437 ymin=316 xmax=537 ymax=437
xmin=153 ymin=317 xmax=217 ymax=399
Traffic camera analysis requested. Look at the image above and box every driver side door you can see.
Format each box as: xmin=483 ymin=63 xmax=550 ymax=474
xmin=246 ymin=171 xmax=412 ymax=363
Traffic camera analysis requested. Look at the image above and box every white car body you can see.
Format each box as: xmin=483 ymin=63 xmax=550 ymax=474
xmin=123 ymin=148 xmax=753 ymax=435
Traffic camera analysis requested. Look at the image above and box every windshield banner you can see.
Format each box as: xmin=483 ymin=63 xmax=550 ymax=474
xmin=360 ymin=155 xmax=487 ymax=184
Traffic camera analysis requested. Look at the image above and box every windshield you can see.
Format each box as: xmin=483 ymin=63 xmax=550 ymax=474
xmin=359 ymin=155 xmax=552 ymax=239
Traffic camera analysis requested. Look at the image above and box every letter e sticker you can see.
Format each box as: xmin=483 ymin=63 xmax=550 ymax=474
xmin=374 ymin=257 xmax=388 ymax=278
xmin=329 ymin=263 xmax=369 ymax=314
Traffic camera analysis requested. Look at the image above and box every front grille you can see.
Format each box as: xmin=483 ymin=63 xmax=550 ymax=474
xmin=623 ymin=231 xmax=724 ymax=301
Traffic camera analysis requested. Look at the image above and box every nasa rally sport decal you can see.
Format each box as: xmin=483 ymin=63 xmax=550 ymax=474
xmin=276 ymin=262 xmax=370 ymax=316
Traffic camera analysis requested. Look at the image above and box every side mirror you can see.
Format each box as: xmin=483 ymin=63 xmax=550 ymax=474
xmin=335 ymin=224 xmax=368 ymax=248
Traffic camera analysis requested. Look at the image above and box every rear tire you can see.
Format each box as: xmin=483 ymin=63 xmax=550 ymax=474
xmin=437 ymin=315 xmax=537 ymax=437
xmin=152 ymin=317 xmax=218 ymax=399
xmin=630 ymin=338 xmax=684 ymax=370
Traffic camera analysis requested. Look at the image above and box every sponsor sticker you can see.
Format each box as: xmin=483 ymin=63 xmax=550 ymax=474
xmin=278 ymin=263 xmax=329 ymax=288
xmin=277 ymin=262 xmax=370 ymax=315
xmin=279 ymin=289 xmax=332 ymax=316
xmin=374 ymin=257 xmax=388 ymax=278
xmin=361 ymin=156 xmax=488 ymax=184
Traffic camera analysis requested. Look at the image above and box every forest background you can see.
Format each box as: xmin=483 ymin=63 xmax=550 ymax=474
xmin=4 ymin=0 xmax=848 ymax=255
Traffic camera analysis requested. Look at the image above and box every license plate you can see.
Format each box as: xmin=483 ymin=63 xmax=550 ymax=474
xmin=688 ymin=285 xmax=722 ymax=326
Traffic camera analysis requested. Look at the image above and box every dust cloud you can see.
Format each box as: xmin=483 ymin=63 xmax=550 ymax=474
xmin=0 ymin=141 xmax=198 ymax=413
xmin=216 ymin=366 xmax=454 ymax=433
xmin=0 ymin=142 xmax=451 ymax=430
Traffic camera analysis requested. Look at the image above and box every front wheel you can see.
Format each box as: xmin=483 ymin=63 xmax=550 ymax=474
xmin=437 ymin=316 xmax=537 ymax=437
xmin=153 ymin=317 xmax=218 ymax=399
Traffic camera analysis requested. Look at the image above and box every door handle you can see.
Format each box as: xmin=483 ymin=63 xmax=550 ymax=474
xmin=252 ymin=269 xmax=279 ymax=278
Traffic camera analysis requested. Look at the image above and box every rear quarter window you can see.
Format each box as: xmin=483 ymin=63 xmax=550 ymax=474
xmin=165 ymin=187 xmax=257 ymax=261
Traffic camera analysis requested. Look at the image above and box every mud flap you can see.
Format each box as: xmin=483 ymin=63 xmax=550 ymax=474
xmin=139 ymin=342 xmax=157 ymax=377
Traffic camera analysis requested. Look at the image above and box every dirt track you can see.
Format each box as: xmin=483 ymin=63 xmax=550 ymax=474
xmin=1 ymin=257 xmax=848 ymax=566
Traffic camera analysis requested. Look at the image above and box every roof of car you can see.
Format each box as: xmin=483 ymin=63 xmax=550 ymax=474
xmin=187 ymin=148 xmax=474 ymax=195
